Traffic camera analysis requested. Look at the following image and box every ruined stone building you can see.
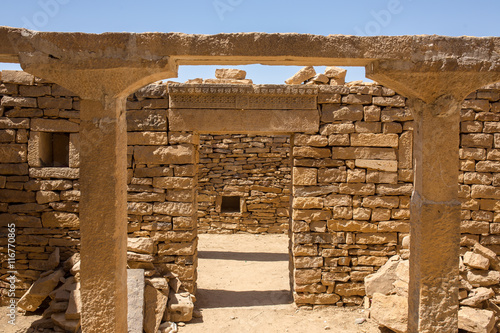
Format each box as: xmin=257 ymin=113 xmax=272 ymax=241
xmin=1 ymin=28 xmax=500 ymax=332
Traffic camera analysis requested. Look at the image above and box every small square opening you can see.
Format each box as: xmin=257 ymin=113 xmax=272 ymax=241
xmin=221 ymin=196 xmax=241 ymax=213
xmin=39 ymin=132 xmax=70 ymax=167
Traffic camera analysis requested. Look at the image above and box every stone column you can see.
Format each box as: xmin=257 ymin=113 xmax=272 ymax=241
xmin=78 ymin=97 xmax=128 ymax=332
xmin=407 ymin=96 xmax=461 ymax=332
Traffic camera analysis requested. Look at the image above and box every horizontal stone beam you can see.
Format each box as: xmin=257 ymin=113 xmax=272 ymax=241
xmin=1 ymin=26 xmax=500 ymax=69
xmin=168 ymin=108 xmax=319 ymax=134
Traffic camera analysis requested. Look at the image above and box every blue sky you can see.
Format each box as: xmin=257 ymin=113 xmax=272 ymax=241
xmin=1 ymin=0 xmax=500 ymax=84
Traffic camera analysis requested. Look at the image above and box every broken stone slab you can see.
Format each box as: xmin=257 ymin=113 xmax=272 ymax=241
xmin=166 ymin=291 xmax=194 ymax=323
xmin=45 ymin=247 xmax=60 ymax=271
xmin=18 ymin=268 xmax=65 ymax=311
xmin=473 ymin=243 xmax=500 ymax=271
xmin=143 ymin=284 xmax=168 ymax=333
xmin=464 ymin=251 xmax=490 ymax=270
xmin=51 ymin=312 xmax=80 ymax=332
xmin=307 ymin=73 xmax=329 ymax=84
xmin=460 ymin=287 xmax=495 ymax=307
xmin=127 ymin=269 xmax=144 ymax=333
xmin=324 ymin=66 xmax=347 ymax=85
xmin=65 ymin=290 xmax=81 ymax=320
xmin=127 ymin=237 xmax=154 ymax=254
xmin=458 ymin=306 xmax=496 ymax=333
xmin=364 ymin=255 xmax=400 ymax=297
xmin=158 ymin=321 xmax=178 ymax=333
xmin=215 ymin=68 xmax=247 ymax=80
xmin=146 ymin=277 xmax=170 ymax=291
xmin=370 ymin=293 xmax=408 ymax=333
xmin=70 ymin=261 xmax=80 ymax=276
xmin=285 ymin=66 xmax=316 ymax=85
xmin=63 ymin=253 xmax=80 ymax=272
xmin=42 ymin=299 xmax=69 ymax=319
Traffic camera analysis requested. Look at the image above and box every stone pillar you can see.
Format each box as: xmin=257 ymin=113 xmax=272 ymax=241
xmin=79 ymin=97 xmax=128 ymax=332
xmin=366 ymin=60 xmax=500 ymax=333
xmin=407 ymin=96 xmax=461 ymax=332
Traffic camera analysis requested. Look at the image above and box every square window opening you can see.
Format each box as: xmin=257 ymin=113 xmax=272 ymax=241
xmin=39 ymin=132 xmax=70 ymax=167
xmin=221 ymin=196 xmax=241 ymax=213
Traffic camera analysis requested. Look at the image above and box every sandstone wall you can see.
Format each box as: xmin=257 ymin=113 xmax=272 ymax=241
xmin=1 ymin=70 xmax=500 ymax=308
xmin=198 ymin=134 xmax=291 ymax=234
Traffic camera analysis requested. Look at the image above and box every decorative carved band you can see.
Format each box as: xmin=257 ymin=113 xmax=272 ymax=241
xmin=168 ymin=83 xmax=318 ymax=110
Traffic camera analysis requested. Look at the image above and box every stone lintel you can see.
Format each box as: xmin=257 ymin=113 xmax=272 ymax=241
xmin=168 ymin=83 xmax=318 ymax=110
xmin=168 ymin=108 xmax=319 ymax=134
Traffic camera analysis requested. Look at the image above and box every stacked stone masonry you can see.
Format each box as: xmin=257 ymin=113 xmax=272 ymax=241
xmin=1 ymin=70 xmax=500 ymax=309
xmin=198 ymin=134 xmax=291 ymax=234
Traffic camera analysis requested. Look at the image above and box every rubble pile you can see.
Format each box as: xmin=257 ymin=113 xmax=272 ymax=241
xmin=364 ymin=237 xmax=500 ymax=333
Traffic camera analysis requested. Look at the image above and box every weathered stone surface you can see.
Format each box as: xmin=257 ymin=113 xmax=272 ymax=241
xmin=355 ymin=159 xmax=397 ymax=172
xmin=18 ymin=269 xmax=65 ymax=311
xmin=460 ymin=287 xmax=494 ymax=307
xmin=167 ymin=291 xmax=194 ymax=322
xmin=364 ymin=255 xmax=401 ymax=297
xmin=351 ymin=133 xmax=398 ymax=147
xmin=153 ymin=202 xmax=193 ymax=216
xmin=0 ymin=144 xmax=27 ymax=163
xmin=30 ymin=118 xmax=79 ymax=132
xmin=371 ymin=293 xmax=408 ymax=333
xmin=127 ymin=110 xmax=167 ymax=131
xmin=458 ymin=307 xmax=495 ymax=333
xmin=127 ymin=131 xmax=168 ymax=145
xmin=127 ymin=237 xmax=155 ymax=254
xmin=134 ymin=145 xmax=195 ymax=165
xmin=467 ymin=270 xmax=500 ymax=287
xmin=143 ymin=284 xmax=168 ymax=333
xmin=42 ymin=211 xmax=79 ymax=228
xmin=127 ymin=269 xmax=144 ymax=333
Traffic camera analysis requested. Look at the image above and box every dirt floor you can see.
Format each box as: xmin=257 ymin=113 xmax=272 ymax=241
xmin=0 ymin=234 xmax=383 ymax=333
xmin=179 ymin=233 xmax=382 ymax=333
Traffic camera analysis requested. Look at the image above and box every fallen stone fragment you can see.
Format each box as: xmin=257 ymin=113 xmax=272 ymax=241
xmin=215 ymin=68 xmax=246 ymax=80
xmin=65 ymin=290 xmax=81 ymax=320
xmin=308 ymin=73 xmax=329 ymax=84
xmin=324 ymin=66 xmax=347 ymax=85
xmin=46 ymin=248 xmax=60 ymax=271
xmin=364 ymin=255 xmax=400 ymax=297
xmin=285 ymin=66 xmax=316 ymax=85
xmin=18 ymin=269 xmax=65 ymax=311
xmin=51 ymin=312 xmax=80 ymax=332
xmin=370 ymin=293 xmax=408 ymax=333
xmin=464 ymin=251 xmax=490 ymax=270
xmin=166 ymin=291 xmax=194 ymax=322
xmin=143 ymin=284 xmax=168 ymax=333
xmin=461 ymin=287 xmax=495 ymax=307
xmin=458 ymin=306 xmax=495 ymax=333
xmin=473 ymin=243 xmax=500 ymax=271
xmin=63 ymin=253 xmax=80 ymax=272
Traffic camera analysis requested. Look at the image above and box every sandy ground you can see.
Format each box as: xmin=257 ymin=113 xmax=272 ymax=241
xmin=0 ymin=234 xmax=383 ymax=333
xmin=179 ymin=234 xmax=382 ymax=333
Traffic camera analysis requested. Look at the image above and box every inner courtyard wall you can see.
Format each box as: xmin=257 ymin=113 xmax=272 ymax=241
xmin=1 ymin=70 xmax=500 ymax=306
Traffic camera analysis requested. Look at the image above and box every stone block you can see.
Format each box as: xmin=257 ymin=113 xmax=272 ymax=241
xmin=134 ymin=145 xmax=195 ymax=165
xmin=373 ymin=96 xmax=406 ymax=107
xmin=0 ymin=117 xmax=29 ymax=129
xmin=342 ymin=94 xmax=371 ymax=105
xmin=356 ymin=233 xmax=397 ymax=245
xmin=293 ymin=146 xmax=331 ymax=158
xmin=215 ymin=68 xmax=246 ymax=80
xmin=41 ymin=211 xmax=79 ymax=229
xmin=351 ymin=133 xmax=398 ymax=147
xmin=30 ymin=118 xmax=79 ymax=132
xmin=318 ymin=168 xmax=346 ymax=182
xmin=458 ymin=306 xmax=495 ymax=333
xmin=294 ymin=293 xmax=340 ymax=305
xmin=321 ymin=104 xmax=363 ymax=122
xmin=1 ymin=96 xmax=37 ymax=108
xmin=380 ymin=108 xmax=413 ymax=122
xmin=128 ymin=238 xmax=155 ymax=254
xmin=339 ymin=183 xmax=375 ymax=195
xmin=332 ymin=147 xmax=396 ymax=160
xmin=65 ymin=290 xmax=81 ymax=320
xmin=127 ymin=131 xmax=168 ymax=145
xmin=0 ymin=189 xmax=35 ymax=203
xmin=0 ymin=144 xmax=27 ymax=163
xmin=135 ymin=84 xmax=167 ymax=100
xmin=335 ymin=283 xmax=365 ymax=296
xmin=467 ymin=270 xmax=500 ymax=287
xmin=1 ymin=70 xmax=35 ymax=85
xmin=127 ymin=110 xmax=167 ymax=131
xmin=294 ymin=268 xmax=321 ymax=284
xmin=153 ymin=202 xmax=194 ymax=216
xmin=355 ymin=159 xmax=397 ymax=172
xmin=293 ymin=167 xmax=317 ymax=185
xmin=461 ymin=134 xmax=493 ymax=148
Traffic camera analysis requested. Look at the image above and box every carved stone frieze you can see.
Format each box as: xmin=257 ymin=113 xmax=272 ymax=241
xmin=168 ymin=83 xmax=318 ymax=110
